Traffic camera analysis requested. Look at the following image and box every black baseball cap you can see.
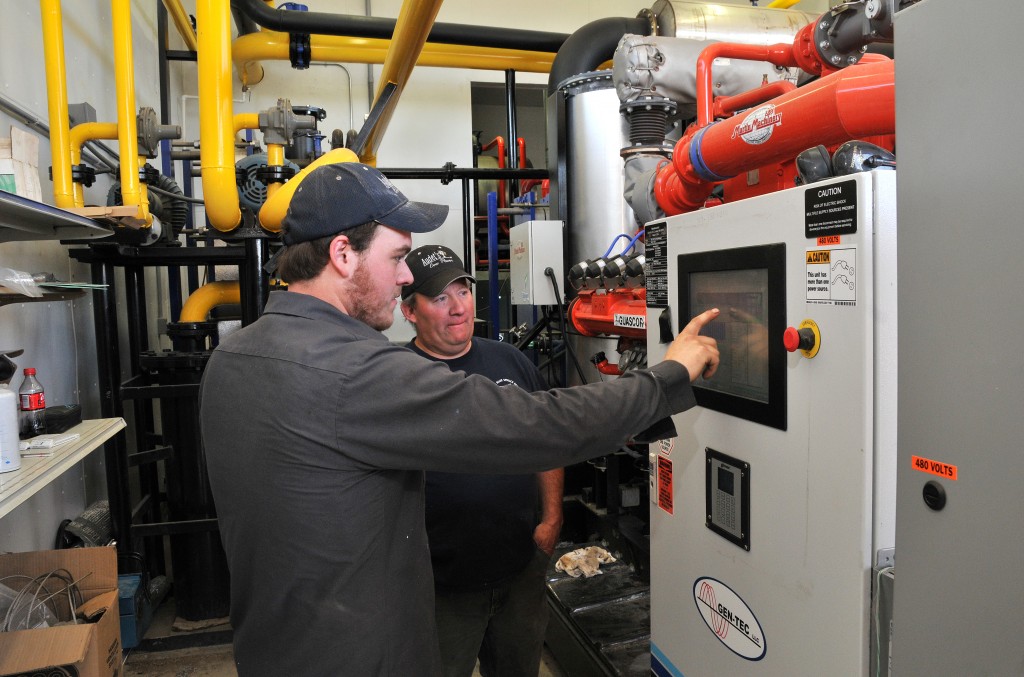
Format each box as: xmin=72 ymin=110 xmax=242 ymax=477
xmin=402 ymin=245 xmax=475 ymax=300
xmin=281 ymin=162 xmax=448 ymax=245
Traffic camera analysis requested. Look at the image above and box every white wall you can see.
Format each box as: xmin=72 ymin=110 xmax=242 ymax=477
xmin=0 ymin=1 xmax=186 ymax=552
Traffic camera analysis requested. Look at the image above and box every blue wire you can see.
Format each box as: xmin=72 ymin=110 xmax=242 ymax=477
xmin=619 ymin=229 xmax=646 ymax=255
xmin=602 ymin=233 xmax=631 ymax=258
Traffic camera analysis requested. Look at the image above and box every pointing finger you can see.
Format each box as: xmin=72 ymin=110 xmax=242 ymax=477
xmin=680 ymin=308 xmax=720 ymax=336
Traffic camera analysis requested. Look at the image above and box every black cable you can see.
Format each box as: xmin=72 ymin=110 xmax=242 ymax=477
xmin=545 ymin=267 xmax=588 ymax=384
xmin=148 ymin=183 xmax=206 ymax=204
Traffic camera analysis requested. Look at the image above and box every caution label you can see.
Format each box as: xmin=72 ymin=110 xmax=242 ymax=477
xmin=806 ymin=247 xmax=857 ymax=306
xmin=805 ymin=179 xmax=858 ymax=237
xmin=911 ymin=455 xmax=958 ymax=480
xmin=658 ymin=456 xmax=674 ymax=515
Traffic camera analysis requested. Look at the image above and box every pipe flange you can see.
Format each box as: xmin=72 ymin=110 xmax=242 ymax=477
xmin=619 ymin=95 xmax=678 ymax=117
xmin=69 ymin=163 xmax=97 ymax=188
xmin=556 ymin=70 xmax=614 ymax=97
xmin=139 ymin=163 xmax=161 ymax=185
xmin=289 ymin=32 xmax=311 ymax=69
xmin=815 ymin=11 xmax=865 ymax=69
xmin=619 ymin=144 xmax=673 ymax=160
xmin=255 ymin=164 xmax=297 ymax=184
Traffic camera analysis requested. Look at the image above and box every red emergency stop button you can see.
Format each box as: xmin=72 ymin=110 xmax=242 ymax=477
xmin=784 ymin=320 xmax=821 ymax=358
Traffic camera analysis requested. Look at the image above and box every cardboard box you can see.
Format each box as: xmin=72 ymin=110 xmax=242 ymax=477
xmin=0 ymin=547 xmax=121 ymax=677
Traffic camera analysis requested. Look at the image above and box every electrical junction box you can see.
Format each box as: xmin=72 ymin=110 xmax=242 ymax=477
xmin=510 ymin=220 xmax=564 ymax=305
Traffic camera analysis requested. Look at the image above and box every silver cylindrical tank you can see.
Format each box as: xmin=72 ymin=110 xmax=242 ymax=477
xmin=561 ymin=70 xmax=635 ymax=267
xmin=559 ymin=70 xmax=634 ymax=383
xmin=649 ymin=0 xmax=817 ymax=43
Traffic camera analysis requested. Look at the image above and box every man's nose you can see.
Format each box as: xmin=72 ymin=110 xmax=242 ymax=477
xmin=397 ymin=260 xmax=413 ymax=286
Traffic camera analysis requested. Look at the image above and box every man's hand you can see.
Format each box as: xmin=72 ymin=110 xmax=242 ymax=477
xmin=664 ymin=308 xmax=721 ymax=382
xmin=533 ymin=520 xmax=561 ymax=556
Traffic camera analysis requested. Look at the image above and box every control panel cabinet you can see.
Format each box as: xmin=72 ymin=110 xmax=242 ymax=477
xmin=646 ymin=171 xmax=897 ymax=676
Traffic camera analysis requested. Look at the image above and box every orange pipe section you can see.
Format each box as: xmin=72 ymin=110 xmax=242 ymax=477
xmin=657 ymin=58 xmax=895 ymax=216
xmin=696 ymin=42 xmax=799 ymax=128
xmin=713 ymin=80 xmax=796 ymax=119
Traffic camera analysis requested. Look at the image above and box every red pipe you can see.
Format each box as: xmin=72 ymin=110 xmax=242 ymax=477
xmin=696 ymin=42 xmax=799 ymax=128
xmin=569 ymin=289 xmax=648 ymax=339
xmin=658 ymin=57 xmax=894 ymax=216
xmin=713 ymin=80 xmax=796 ymax=119
xmin=480 ymin=135 xmax=507 ymax=210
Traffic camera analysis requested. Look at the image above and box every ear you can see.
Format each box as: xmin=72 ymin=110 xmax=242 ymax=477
xmin=400 ymin=297 xmax=417 ymax=324
xmin=327 ymin=234 xmax=357 ymax=278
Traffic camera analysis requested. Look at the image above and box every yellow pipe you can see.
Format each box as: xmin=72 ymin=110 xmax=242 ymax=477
xmin=40 ymin=0 xmax=75 ymax=209
xmin=69 ymin=122 xmax=118 ymax=207
xmin=266 ymin=143 xmax=284 ymax=201
xmin=259 ymin=146 xmax=358 ymax=231
xmin=234 ymin=113 xmax=260 ymax=134
xmin=161 ymin=0 xmax=198 ymax=52
xmin=112 ymin=0 xmax=151 ymax=225
xmin=232 ymin=32 xmax=555 ymax=89
xmin=767 ymin=0 xmax=801 ymax=7
xmin=197 ymin=0 xmax=241 ymax=231
xmin=180 ymin=281 xmax=240 ymax=322
xmin=361 ymin=0 xmax=445 ymax=164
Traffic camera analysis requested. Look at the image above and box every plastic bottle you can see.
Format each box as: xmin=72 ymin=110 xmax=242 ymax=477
xmin=0 ymin=383 xmax=19 ymax=473
xmin=18 ymin=368 xmax=46 ymax=439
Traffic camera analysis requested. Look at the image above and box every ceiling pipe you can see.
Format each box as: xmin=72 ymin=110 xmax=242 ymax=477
xmin=547 ymin=16 xmax=650 ymax=94
xmin=232 ymin=32 xmax=555 ymax=89
xmin=359 ymin=0 xmax=444 ymax=165
xmin=231 ymin=0 xmax=569 ymax=52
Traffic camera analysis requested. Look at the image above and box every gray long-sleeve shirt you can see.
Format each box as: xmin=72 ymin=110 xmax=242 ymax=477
xmin=199 ymin=291 xmax=695 ymax=676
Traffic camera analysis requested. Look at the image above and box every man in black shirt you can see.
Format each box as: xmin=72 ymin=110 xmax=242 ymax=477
xmin=401 ymin=245 xmax=561 ymax=677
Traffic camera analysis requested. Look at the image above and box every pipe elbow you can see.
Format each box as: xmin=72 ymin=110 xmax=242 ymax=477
xmin=202 ymin=166 xmax=242 ymax=232
xmin=180 ymin=281 xmax=240 ymax=323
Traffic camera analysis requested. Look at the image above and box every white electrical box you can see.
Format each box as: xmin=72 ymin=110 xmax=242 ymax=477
xmin=509 ymin=220 xmax=564 ymax=305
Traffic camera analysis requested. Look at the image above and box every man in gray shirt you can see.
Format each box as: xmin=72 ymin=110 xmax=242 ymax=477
xmin=200 ymin=160 xmax=720 ymax=677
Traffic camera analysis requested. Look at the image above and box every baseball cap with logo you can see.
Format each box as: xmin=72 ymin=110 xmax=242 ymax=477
xmin=281 ymin=162 xmax=448 ymax=245
xmin=402 ymin=245 xmax=475 ymax=300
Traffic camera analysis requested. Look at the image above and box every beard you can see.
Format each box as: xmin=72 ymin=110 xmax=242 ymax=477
xmin=347 ymin=261 xmax=397 ymax=331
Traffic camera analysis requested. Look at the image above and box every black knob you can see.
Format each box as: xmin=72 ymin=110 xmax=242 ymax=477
xmin=922 ymin=481 xmax=947 ymax=511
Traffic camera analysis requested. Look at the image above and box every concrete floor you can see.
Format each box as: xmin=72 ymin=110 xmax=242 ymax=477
xmin=122 ymin=598 xmax=568 ymax=677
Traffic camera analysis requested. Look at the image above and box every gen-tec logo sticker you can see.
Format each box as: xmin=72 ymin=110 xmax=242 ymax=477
xmin=693 ymin=577 xmax=766 ymax=660
xmin=731 ymin=104 xmax=781 ymax=145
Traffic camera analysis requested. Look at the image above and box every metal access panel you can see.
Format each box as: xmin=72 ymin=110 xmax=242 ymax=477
xmin=891 ymin=1 xmax=1024 ymax=674
xmin=509 ymin=220 xmax=564 ymax=305
xmin=646 ymin=171 xmax=898 ymax=676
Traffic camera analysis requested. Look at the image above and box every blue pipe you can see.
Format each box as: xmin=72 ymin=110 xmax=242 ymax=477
xmin=487 ymin=191 xmax=499 ymax=339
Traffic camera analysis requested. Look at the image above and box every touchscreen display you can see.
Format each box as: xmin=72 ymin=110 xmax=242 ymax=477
xmin=690 ymin=269 xmax=770 ymax=403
